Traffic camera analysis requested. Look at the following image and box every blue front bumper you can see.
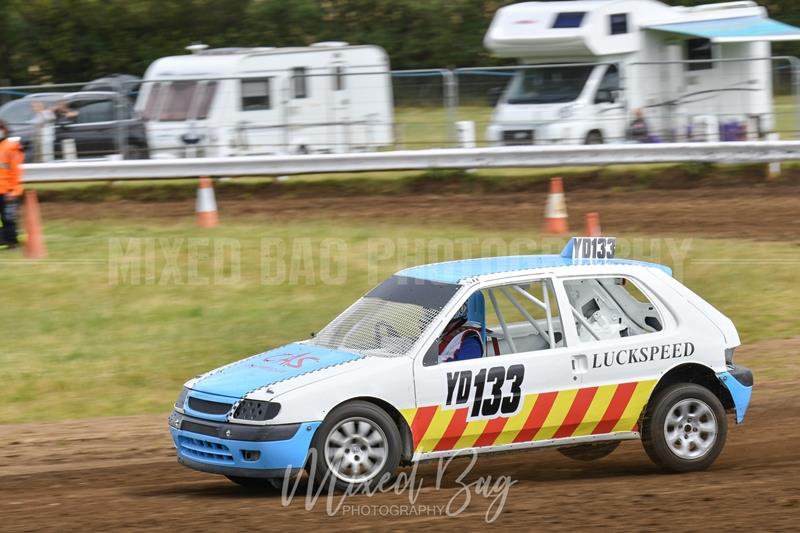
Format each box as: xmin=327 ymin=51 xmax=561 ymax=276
xmin=717 ymin=366 xmax=753 ymax=424
xmin=169 ymin=413 xmax=321 ymax=478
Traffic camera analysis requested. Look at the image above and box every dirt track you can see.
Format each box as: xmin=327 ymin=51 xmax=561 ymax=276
xmin=1 ymin=342 xmax=798 ymax=532
xmin=41 ymin=184 xmax=800 ymax=240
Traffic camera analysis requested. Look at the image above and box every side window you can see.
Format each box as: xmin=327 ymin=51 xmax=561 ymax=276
xmin=563 ymin=276 xmax=664 ymax=343
xmin=292 ymin=67 xmax=308 ymax=99
xmin=332 ymin=66 xmax=345 ymax=91
xmin=432 ymin=279 xmax=565 ymax=365
xmin=609 ymin=13 xmax=628 ymax=35
xmin=240 ymin=78 xmax=271 ymax=111
xmin=595 ymin=65 xmax=619 ymax=104
xmin=74 ymin=100 xmax=114 ymax=123
xmin=686 ymin=38 xmax=713 ymax=71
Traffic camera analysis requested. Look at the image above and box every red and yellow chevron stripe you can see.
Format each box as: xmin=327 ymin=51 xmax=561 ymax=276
xmin=400 ymin=380 xmax=657 ymax=454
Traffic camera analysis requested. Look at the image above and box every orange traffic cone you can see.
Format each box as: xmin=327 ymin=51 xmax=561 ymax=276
xmin=23 ymin=190 xmax=47 ymax=259
xmin=196 ymin=176 xmax=218 ymax=228
xmin=585 ymin=212 xmax=601 ymax=237
xmin=543 ymin=177 xmax=568 ymax=235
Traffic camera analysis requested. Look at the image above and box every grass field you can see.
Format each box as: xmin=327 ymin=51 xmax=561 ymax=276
xmin=1 ymin=216 xmax=798 ymax=423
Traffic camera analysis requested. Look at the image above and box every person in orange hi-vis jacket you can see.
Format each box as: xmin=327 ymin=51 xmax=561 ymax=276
xmin=0 ymin=120 xmax=25 ymax=249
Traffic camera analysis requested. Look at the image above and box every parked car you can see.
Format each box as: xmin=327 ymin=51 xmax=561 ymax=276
xmin=0 ymin=91 xmax=149 ymax=161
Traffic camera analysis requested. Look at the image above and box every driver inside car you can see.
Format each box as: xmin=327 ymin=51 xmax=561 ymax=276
xmin=438 ymin=295 xmax=485 ymax=364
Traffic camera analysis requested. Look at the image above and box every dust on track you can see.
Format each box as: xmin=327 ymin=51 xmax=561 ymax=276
xmin=40 ymin=184 xmax=800 ymax=240
xmin=1 ymin=340 xmax=798 ymax=532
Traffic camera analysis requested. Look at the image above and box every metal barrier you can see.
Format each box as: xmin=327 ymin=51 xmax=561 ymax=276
xmin=22 ymin=141 xmax=800 ymax=183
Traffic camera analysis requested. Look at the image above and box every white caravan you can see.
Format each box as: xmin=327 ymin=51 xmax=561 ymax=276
xmin=136 ymin=43 xmax=394 ymax=157
xmin=484 ymin=0 xmax=800 ymax=145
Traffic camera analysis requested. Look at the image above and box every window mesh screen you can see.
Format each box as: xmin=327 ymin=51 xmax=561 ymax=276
xmin=310 ymin=297 xmax=440 ymax=356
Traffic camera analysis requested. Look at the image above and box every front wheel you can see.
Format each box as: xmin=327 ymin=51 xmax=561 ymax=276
xmin=641 ymin=383 xmax=727 ymax=472
xmin=310 ymin=400 xmax=401 ymax=491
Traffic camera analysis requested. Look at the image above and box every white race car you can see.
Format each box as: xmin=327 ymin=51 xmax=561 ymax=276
xmin=169 ymin=237 xmax=752 ymax=489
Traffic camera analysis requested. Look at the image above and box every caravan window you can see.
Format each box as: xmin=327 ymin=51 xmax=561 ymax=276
xmin=159 ymin=81 xmax=198 ymax=121
xmin=195 ymin=81 xmax=217 ymax=119
xmin=332 ymin=66 xmax=345 ymax=92
xmin=552 ymin=12 xmax=585 ymax=28
xmin=686 ymin=38 xmax=713 ymax=71
xmin=506 ymin=65 xmax=594 ymax=105
xmin=292 ymin=67 xmax=308 ymax=99
xmin=609 ymin=13 xmax=628 ymax=35
xmin=142 ymin=83 xmax=163 ymax=120
xmin=241 ymin=78 xmax=271 ymax=111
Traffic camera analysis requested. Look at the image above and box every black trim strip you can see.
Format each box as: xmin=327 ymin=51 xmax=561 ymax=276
xmin=174 ymin=411 xmax=301 ymax=442
xmin=366 ymin=275 xmax=460 ymax=310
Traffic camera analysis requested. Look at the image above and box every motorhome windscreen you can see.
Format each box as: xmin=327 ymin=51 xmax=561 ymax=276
xmin=309 ymin=276 xmax=460 ymax=357
xmin=506 ymin=65 xmax=594 ymax=104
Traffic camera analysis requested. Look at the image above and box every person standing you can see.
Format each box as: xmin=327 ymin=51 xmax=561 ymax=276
xmin=0 ymin=121 xmax=25 ymax=249
xmin=31 ymin=101 xmax=56 ymax=163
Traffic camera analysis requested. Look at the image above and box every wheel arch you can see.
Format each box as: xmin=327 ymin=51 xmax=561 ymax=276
xmin=585 ymin=128 xmax=604 ymax=144
xmin=327 ymin=396 xmax=415 ymax=464
xmin=648 ymin=363 xmax=734 ymax=415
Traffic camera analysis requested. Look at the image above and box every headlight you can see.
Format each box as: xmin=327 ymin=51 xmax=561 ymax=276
xmin=174 ymin=387 xmax=189 ymax=410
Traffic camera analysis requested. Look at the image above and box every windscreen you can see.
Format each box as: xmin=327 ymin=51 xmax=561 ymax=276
xmin=309 ymin=275 xmax=460 ymax=357
xmin=506 ymin=65 xmax=594 ymax=104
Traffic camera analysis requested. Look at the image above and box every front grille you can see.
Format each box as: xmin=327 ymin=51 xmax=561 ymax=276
xmin=502 ymin=129 xmax=535 ymax=145
xmin=178 ymin=436 xmax=234 ymax=463
xmin=233 ymin=400 xmax=281 ymax=421
xmin=187 ymin=396 xmax=233 ymax=415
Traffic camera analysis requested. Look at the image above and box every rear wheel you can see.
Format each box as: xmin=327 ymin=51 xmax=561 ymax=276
xmin=641 ymin=383 xmax=727 ymax=472
xmin=310 ymin=401 xmax=401 ymax=491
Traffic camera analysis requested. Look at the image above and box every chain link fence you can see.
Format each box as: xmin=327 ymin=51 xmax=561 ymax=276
xmin=0 ymin=56 xmax=797 ymax=160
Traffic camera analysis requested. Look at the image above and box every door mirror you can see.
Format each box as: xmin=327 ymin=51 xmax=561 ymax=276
xmin=487 ymin=87 xmax=503 ymax=107
xmin=595 ymin=89 xmax=615 ymax=104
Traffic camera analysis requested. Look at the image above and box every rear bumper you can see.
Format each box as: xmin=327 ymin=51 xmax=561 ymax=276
xmin=168 ymin=411 xmax=320 ymax=478
xmin=717 ymin=366 xmax=753 ymax=423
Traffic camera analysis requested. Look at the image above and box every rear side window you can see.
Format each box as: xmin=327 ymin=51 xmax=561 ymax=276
xmin=552 ymin=12 xmax=585 ymax=28
xmin=241 ymin=78 xmax=271 ymax=111
xmin=74 ymin=100 xmax=114 ymax=123
xmin=563 ymin=276 xmax=664 ymax=343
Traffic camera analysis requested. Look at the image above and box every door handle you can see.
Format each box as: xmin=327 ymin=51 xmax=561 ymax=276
xmin=571 ymin=354 xmax=589 ymax=375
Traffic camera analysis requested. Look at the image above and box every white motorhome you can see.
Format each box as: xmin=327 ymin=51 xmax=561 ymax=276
xmin=484 ymin=0 xmax=800 ymax=145
xmin=136 ymin=43 xmax=394 ymax=157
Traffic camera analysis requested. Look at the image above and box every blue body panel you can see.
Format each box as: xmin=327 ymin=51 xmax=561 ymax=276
xmin=192 ymin=343 xmax=362 ymax=399
xmin=397 ymin=255 xmax=671 ymax=284
xmin=717 ymin=371 xmax=752 ymax=423
xmin=170 ymin=421 xmax=320 ymax=472
xmin=649 ymin=16 xmax=800 ymax=41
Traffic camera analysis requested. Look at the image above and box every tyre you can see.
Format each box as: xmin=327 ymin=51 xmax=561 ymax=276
xmin=641 ymin=383 xmax=727 ymax=472
xmin=558 ymin=441 xmax=620 ymax=461
xmin=585 ymin=130 xmax=604 ymax=144
xmin=310 ymin=400 xmax=401 ymax=491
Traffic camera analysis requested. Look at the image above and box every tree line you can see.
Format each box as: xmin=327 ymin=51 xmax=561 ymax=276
xmin=0 ymin=0 xmax=798 ymax=86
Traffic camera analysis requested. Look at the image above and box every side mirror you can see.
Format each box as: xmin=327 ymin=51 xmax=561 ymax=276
xmin=487 ymin=87 xmax=503 ymax=107
xmin=595 ymin=89 xmax=615 ymax=104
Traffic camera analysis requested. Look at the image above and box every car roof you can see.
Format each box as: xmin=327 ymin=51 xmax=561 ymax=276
xmin=397 ymin=255 xmax=672 ymax=284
